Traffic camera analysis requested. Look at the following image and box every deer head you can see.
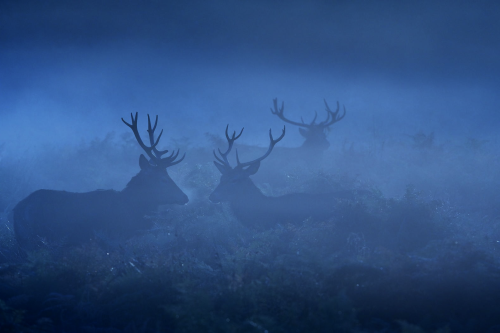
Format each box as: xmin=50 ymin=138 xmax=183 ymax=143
xmin=122 ymin=113 xmax=188 ymax=205
xmin=209 ymin=125 xmax=285 ymax=203
xmin=271 ymin=98 xmax=345 ymax=151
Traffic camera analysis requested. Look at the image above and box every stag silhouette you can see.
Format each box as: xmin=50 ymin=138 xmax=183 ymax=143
xmin=270 ymin=98 xmax=346 ymax=152
xmin=13 ymin=113 xmax=188 ymax=250
xmin=209 ymin=125 xmax=351 ymax=230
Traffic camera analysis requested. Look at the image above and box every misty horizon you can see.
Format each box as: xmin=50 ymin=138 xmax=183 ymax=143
xmin=1 ymin=0 xmax=499 ymax=152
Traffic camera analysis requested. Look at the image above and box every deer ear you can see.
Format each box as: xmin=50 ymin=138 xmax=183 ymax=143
xmin=139 ymin=154 xmax=152 ymax=170
xmin=298 ymin=127 xmax=309 ymax=138
xmin=243 ymin=161 xmax=260 ymax=175
xmin=213 ymin=161 xmax=228 ymax=175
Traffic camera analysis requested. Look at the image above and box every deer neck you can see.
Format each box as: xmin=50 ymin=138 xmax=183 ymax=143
xmin=229 ymin=179 xmax=268 ymax=208
xmin=119 ymin=185 xmax=160 ymax=213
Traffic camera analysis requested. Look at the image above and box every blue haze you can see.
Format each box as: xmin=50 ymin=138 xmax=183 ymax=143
xmin=0 ymin=0 xmax=499 ymax=150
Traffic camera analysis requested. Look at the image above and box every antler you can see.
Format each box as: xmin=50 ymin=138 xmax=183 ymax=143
xmin=146 ymin=114 xmax=168 ymax=158
xmin=213 ymin=125 xmax=244 ymax=168
xmin=235 ymin=126 xmax=286 ymax=169
xmin=320 ymin=100 xmax=346 ymax=127
xmin=146 ymin=114 xmax=185 ymax=167
xmin=122 ymin=113 xmax=185 ymax=168
xmin=270 ymin=99 xmax=307 ymax=127
xmin=271 ymin=98 xmax=346 ymax=129
xmin=122 ymin=113 xmax=159 ymax=161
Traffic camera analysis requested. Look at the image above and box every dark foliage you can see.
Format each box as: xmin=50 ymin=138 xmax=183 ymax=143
xmin=0 ymin=132 xmax=499 ymax=332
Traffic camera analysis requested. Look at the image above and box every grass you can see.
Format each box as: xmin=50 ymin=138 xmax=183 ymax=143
xmin=0 ymin=133 xmax=499 ymax=332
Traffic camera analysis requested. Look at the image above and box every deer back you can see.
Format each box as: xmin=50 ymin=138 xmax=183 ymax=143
xmin=209 ymin=124 xmax=357 ymax=230
xmin=13 ymin=113 xmax=188 ymax=250
xmin=228 ymin=190 xmax=339 ymax=230
xmin=14 ymin=189 xmax=134 ymax=249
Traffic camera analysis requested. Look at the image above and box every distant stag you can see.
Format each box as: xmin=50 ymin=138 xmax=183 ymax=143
xmin=209 ymin=125 xmax=349 ymax=230
xmin=270 ymin=98 xmax=346 ymax=152
xmin=13 ymin=113 xmax=188 ymax=250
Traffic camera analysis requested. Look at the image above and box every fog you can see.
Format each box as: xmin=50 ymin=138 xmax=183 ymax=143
xmin=1 ymin=1 xmax=500 ymax=331
xmin=2 ymin=0 xmax=499 ymax=203
xmin=1 ymin=0 xmax=499 ymax=150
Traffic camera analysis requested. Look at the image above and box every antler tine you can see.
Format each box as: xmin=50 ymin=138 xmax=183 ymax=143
xmin=236 ymin=126 xmax=286 ymax=168
xmin=159 ymin=149 xmax=185 ymax=168
xmin=122 ymin=112 xmax=158 ymax=161
xmin=213 ymin=150 xmax=226 ymax=165
xmin=147 ymin=114 xmax=169 ymax=158
xmin=322 ymin=108 xmax=332 ymax=124
xmin=166 ymin=153 xmax=186 ymax=167
xmin=214 ymin=125 xmax=244 ymax=167
xmin=322 ymin=100 xmax=346 ymax=127
xmin=271 ymin=98 xmax=310 ymax=128
xmin=123 ymin=113 xmax=185 ymax=168
xmin=310 ymin=111 xmax=318 ymax=125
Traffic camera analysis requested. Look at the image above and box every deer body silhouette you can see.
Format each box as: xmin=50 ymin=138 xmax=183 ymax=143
xmin=209 ymin=126 xmax=343 ymax=230
xmin=13 ymin=113 xmax=188 ymax=250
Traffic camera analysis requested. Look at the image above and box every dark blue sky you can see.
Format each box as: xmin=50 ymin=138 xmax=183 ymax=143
xmin=1 ymin=0 xmax=499 ymax=150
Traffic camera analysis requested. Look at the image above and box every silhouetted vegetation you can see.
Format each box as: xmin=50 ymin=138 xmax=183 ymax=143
xmin=0 ymin=131 xmax=499 ymax=332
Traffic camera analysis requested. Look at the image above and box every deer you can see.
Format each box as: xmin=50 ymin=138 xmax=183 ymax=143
xmin=13 ymin=113 xmax=188 ymax=250
xmin=209 ymin=125 xmax=358 ymax=230
xmin=270 ymin=98 xmax=346 ymax=152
